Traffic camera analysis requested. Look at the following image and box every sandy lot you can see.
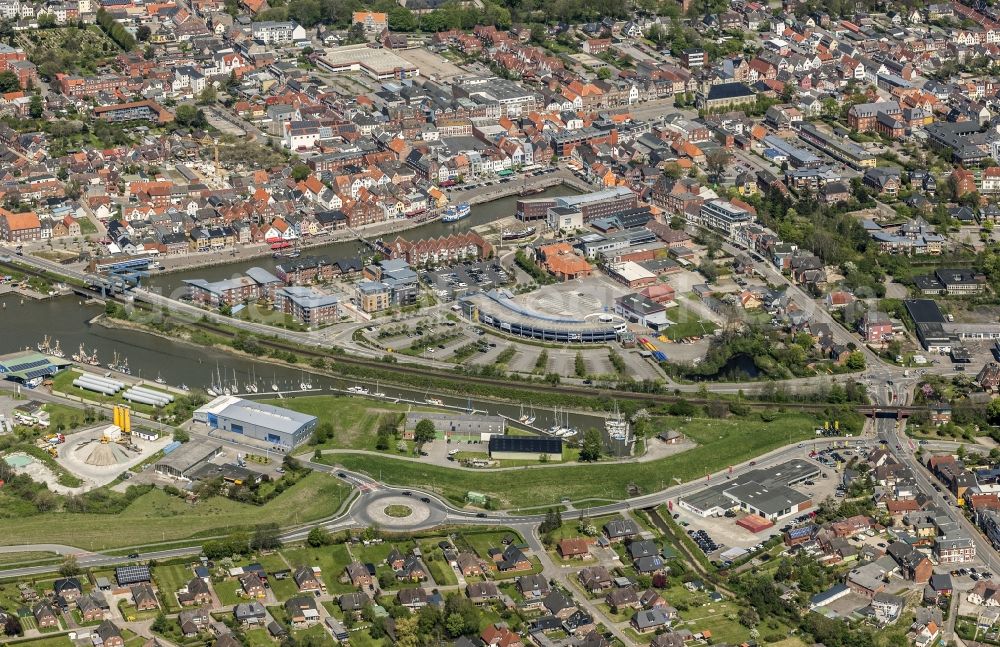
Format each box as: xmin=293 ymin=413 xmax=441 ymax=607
xmin=395 ymin=47 xmax=466 ymax=80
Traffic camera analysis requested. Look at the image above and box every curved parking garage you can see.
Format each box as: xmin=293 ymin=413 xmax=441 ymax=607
xmin=459 ymin=289 xmax=625 ymax=343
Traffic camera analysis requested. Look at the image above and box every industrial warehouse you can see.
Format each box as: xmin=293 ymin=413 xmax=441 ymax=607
xmin=679 ymin=459 xmax=819 ymax=522
xmin=194 ymin=396 xmax=317 ymax=448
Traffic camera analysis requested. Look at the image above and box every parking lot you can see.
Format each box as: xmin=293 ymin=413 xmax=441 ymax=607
xmin=424 ymin=260 xmax=512 ymax=302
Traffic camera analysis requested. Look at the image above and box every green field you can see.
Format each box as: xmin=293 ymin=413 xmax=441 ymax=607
xmin=264 ymin=395 xmax=414 ymax=451
xmin=152 ymin=563 xmax=193 ymax=612
xmin=0 ymin=472 xmax=350 ymax=550
xmin=326 ymin=413 xmax=818 ymax=508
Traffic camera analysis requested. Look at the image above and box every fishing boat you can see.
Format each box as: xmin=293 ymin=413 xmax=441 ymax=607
xmin=72 ymin=343 xmax=87 ymax=363
xmin=155 ymin=372 xmax=166 ymax=385
xmin=501 ymin=226 xmax=536 ymax=241
xmin=120 ymin=357 xmax=130 ymax=375
xmin=425 ymin=396 xmax=444 ymax=406
xmin=37 ymin=335 xmax=51 ymax=353
xmin=49 ymin=340 xmax=65 ymax=358
xmin=88 ymin=350 xmax=100 ymax=366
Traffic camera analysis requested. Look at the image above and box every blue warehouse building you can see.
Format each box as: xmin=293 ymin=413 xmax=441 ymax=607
xmin=194 ymin=396 xmax=317 ymax=448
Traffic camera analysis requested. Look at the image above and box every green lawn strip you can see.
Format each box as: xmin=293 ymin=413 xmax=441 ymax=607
xmin=327 ymin=413 xmax=818 ymax=508
xmin=151 ymin=563 xmax=192 ymax=611
xmin=1 ymin=471 xmax=349 ymax=550
xmin=290 ymin=622 xmax=336 ymax=646
xmin=0 ymin=551 xmax=59 ymax=566
xmin=244 ymin=629 xmax=274 ymax=647
xmin=0 ymin=636 xmax=73 ymax=647
xmin=214 ymin=579 xmax=246 ymax=606
xmin=459 ymin=530 xmax=523 ymax=560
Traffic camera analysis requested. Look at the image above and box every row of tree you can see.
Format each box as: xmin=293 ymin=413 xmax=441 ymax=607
xmin=96 ymin=9 xmax=137 ymax=51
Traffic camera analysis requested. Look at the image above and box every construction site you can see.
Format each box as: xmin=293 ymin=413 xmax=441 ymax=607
xmin=52 ymin=405 xmax=171 ymax=491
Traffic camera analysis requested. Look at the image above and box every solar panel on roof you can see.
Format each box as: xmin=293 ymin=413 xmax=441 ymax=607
xmin=9 ymin=359 xmax=47 ymax=371
xmin=115 ymin=565 xmax=151 ymax=585
xmin=24 ymin=368 xmax=53 ymax=380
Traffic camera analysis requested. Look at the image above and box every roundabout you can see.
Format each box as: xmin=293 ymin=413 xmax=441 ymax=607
xmin=355 ymin=491 xmax=447 ymax=529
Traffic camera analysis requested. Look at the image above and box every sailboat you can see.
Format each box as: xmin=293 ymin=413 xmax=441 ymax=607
xmin=372 ymin=380 xmax=386 ymax=398
xmin=271 ymin=373 xmax=279 ymax=392
xmin=206 ymin=374 xmax=218 ymax=396
xmin=525 ymin=406 xmax=536 ymax=426
xmin=155 ymin=372 xmax=166 ymax=385
xmin=108 ymin=351 xmax=119 ymax=372
xmin=299 ymin=372 xmax=311 ymax=391
xmin=425 ymin=389 xmax=444 ymax=406
xmin=518 ymin=404 xmax=528 ymax=423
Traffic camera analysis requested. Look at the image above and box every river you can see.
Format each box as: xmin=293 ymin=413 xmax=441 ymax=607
xmin=1 ymin=185 xmax=631 ymax=453
xmin=142 ymin=186 xmax=578 ymax=296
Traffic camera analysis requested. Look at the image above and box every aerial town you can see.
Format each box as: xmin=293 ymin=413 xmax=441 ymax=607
xmin=5 ymin=0 xmax=1000 ymax=646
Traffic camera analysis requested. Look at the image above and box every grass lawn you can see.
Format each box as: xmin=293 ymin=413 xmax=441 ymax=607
xmin=280 ymin=544 xmax=355 ymax=594
xmin=351 ymin=540 xmax=415 ymax=567
xmin=346 ymin=627 xmax=385 ymax=647
xmin=674 ymin=599 xmax=757 ymax=645
xmin=1 ymin=636 xmax=73 ymax=647
xmin=663 ymin=305 xmax=718 ymax=340
xmin=42 ymin=403 xmax=93 ymax=432
xmin=292 ymin=623 xmax=336 ymax=646
xmin=265 ymin=395 xmax=412 ymax=452
xmin=327 ymin=413 xmax=819 ymax=508
xmin=268 ymin=575 xmax=300 ymax=602
xmin=244 ymin=629 xmax=273 ymax=647
xmin=1 ymin=471 xmax=350 ymax=550
xmin=214 ymin=579 xmax=248 ymax=606
xmin=153 ymin=563 xmax=193 ymax=611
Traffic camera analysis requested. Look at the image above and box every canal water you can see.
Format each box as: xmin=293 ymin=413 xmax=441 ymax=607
xmin=142 ymin=186 xmax=578 ymax=295
xmin=0 ymin=185 xmax=630 ymax=452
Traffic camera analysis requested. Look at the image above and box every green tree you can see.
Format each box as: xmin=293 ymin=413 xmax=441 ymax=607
xmin=59 ymin=555 xmax=81 ymax=577
xmin=574 ymin=351 xmax=586 ymax=378
xmin=845 ymin=352 xmax=866 ymax=371
xmin=136 ymin=25 xmax=151 ymax=41
xmin=987 ymin=397 xmax=1000 ymax=424
xmin=29 ymin=94 xmax=43 ymax=119
xmin=291 ymin=164 xmax=312 ymax=181
xmin=579 ymin=428 xmax=602 ymax=462
xmin=250 ymin=523 xmax=283 ymax=551
xmin=596 ymin=67 xmax=612 ymax=80
xmin=413 ymin=419 xmax=436 ymax=445
xmin=0 ymin=71 xmax=19 ymax=92
xmin=197 ymin=85 xmax=217 ymax=105
xmin=307 ymin=527 xmax=332 ymax=547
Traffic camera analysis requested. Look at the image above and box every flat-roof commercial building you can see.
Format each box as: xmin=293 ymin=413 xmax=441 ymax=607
xmin=317 ymin=44 xmax=419 ymax=81
xmin=194 ymin=396 xmax=317 ymax=448
xmin=798 ymin=123 xmax=876 ymax=170
xmin=460 ymin=289 xmax=625 ymax=343
xmin=403 ymin=412 xmax=505 ymax=441
xmin=154 ymin=440 xmax=224 ymax=480
xmin=680 ymin=459 xmax=818 ymax=521
xmin=488 ymin=435 xmax=563 ymax=461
